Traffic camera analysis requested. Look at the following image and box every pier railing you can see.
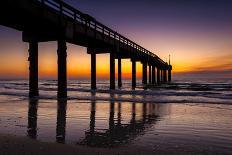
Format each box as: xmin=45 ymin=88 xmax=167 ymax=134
xmin=35 ymin=0 xmax=166 ymax=65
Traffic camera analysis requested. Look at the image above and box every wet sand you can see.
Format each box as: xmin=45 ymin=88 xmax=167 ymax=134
xmin=0 ymin=134 xmax=179 ymax=155
xmin=0 ymin=100 xmax=232 ymax=155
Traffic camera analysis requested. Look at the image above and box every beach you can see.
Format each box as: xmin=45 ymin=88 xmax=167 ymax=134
xmin=0 ymin=134 xmax=160 ymax=155
xmin=0 ymin=79 xmax=232 ymax=155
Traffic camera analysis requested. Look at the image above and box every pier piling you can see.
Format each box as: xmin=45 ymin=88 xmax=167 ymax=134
xmin=118 ymin=57 xmax=122 ymax=88
xmin=152 ymin=66 xmax=156 ymax=84
xmin=110 ymin=52 xmax=115 ymax=89
xmin=57 ymin=40 xmax=67 ymax=98
xmin=157 ymin=68 xmax=161 ymax=84
xmin=164 ymin=69 xmax=167 ymax=82
xmin=149 ymin=65 xmax=152 ymax=84
xmin=168 ymin=65 xmax=172 ymax=82
xmin=132 ymin=59 xmax=136 ymax=89
xmin=28 ymin=41 xmax=39 ymax=97
xmin=91 ymin=53 xmax=96 ymax=90
xmin=142 ymin=62 xmax=147 ymax=85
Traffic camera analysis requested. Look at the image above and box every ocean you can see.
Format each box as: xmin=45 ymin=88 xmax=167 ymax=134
xmin=0 ymin=78 xmax=232 ymax=154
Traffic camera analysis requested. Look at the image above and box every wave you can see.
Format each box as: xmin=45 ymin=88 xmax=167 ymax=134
xmin=0 ymin=80 xmax=232 ymax=104
xmin=0 ymin=91 xmax=232 ymax=105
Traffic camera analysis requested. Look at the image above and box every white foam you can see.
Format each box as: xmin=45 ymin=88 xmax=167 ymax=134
xmin=0 ymin=80 xmax=232 ymax=104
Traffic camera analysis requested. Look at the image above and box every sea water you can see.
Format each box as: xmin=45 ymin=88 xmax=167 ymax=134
xmin=0 ymin=78 xmax=231 ymax=154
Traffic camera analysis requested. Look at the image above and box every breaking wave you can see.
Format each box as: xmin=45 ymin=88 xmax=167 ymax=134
xmin=0 ymin=80 xmax=232 ymax=104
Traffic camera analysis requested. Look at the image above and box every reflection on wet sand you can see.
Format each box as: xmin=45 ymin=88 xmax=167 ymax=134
xmin=27 ymin=99 xmax=38 ymax=139
xmin=27 ymin=93 xmax=160 ymax=147
xmin=56 ymin=99 xmax=67 ymax=143
xmin=79 ymin=94 xmax=159 ymax=147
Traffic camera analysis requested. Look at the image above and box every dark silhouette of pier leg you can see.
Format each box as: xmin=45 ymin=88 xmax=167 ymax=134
xmin=157 ymin=68 xmax=161 ymax=84
xmin=28 ymin=41 xmax=39 ymax=97
xmin=132 ymin=103 xmax=136 ymax=122
xmin=132 ymin=59 xmax=136 ymax=89
xmin=164 ymin=69 xmax=167 ymax=83
xmin=152 ymin=66 xmax=156 ymax=85
xmin=168 ymin=67 xmax=172 ymax=82
xmin=142 ymin=103 xmax=147 ymax=123
xmin=118 ymin=57 xmax=122 ymax=88
xmin=27 ymin=98 xmax=38 ymax=139
xmin=108 ymin=96 xmax=115 ymax=145
xmin=149 ymin=65 xmax=152 ymax=84
xmin=109 ymin=94 xmax=115 ymax=137
xmin=110 ymin=53 xmax=115 ymax=89
xmin=117 ymin=101 xmax=122 ymax=125
xmin=142 ymin=62 xmax=147 ymax=85
xmin=57 ymin=40 xmax=67 ymax=98
xmin=90 ymin=93 xmax=96 ymax=135
xmin=56 ymin=99 xmax=67 ymax=143
xmin=91 ymin=53 xmax=96 ymax=89
xmin=160 ymin=70 xmax=163 ymax=83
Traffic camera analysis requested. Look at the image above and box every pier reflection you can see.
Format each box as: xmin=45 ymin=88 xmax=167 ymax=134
xmin=27 ymin=95 xmax=161 ymax=147
xmin=56 ymin=99 xmax=67 ymax=143
xmin=27 ymin=98 xmax=38 ymax=139
xmin=78 ymin=93 xmax=159 ymax=147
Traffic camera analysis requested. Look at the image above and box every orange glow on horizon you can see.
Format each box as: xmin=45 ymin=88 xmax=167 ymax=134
xmin=0 ymin=29 xmax=232 ymax=79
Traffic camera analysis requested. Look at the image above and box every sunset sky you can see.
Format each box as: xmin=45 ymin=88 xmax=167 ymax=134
xmin=0 ymin=0 xmax=232 ymax=80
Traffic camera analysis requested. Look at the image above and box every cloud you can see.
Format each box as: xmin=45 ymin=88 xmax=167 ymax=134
xmin=190 ymin=53 xmax=232 ymax=72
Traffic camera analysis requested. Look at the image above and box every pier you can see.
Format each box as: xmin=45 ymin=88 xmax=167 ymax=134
xmin=0 ymin=0 xmax=172 ymax=98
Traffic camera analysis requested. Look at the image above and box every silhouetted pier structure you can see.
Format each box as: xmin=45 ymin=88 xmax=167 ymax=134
xmin=0 ymin=0 xmax=172 ymax=98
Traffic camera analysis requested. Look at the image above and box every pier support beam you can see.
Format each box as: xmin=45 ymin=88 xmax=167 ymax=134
xmin=142 ymin=62 xmax=147 ymax=85
xmin=164 ymin=69 xmax=167 ymax=83
xmin=152 ymin=66 xmax=156 ymax=85
xmin=28 ymin=41 xmax=39 ymax=97
xmin=157 ymin=68 xmax=161 ymax=84
xmin=148 ymin=65 xmax=152 ymax=84
xmin=118 ymin=57 xmax=122 ymax=88
xmin=57 ymin=40 xmax=67 ymax=98
xmin=91 ymin=53 xmax=96 ymax=90
xmin=168 ymin=69 xmax=172 ymax=82
xmin=110 ymin=52 xmax=115 ymax=89
xmin=160 ymin=70 xmax=163 ymax=83
xmin=132 ymin=59 xmax=136 ymax=89
xmin=168 ymin=65 xmax=172 ymax=82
